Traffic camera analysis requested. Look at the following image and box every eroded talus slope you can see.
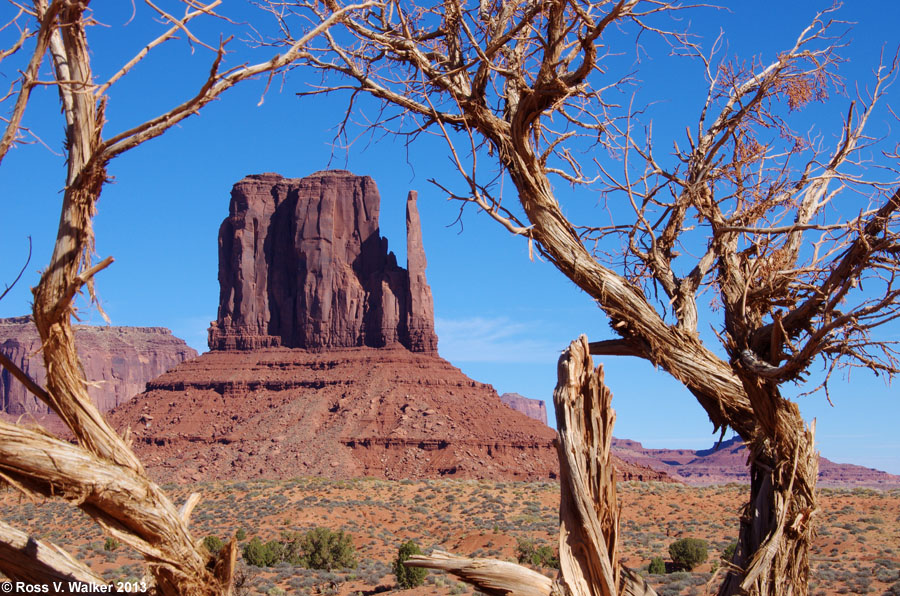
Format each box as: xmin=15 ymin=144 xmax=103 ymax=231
xmin=109 ymin=348 xmax=561 ymax=482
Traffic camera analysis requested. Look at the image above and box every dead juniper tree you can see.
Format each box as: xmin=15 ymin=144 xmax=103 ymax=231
xmin=0 ymin=1 xmax=367 ymax=592
xmin=273 ymin=0 xmax=900 ymax=594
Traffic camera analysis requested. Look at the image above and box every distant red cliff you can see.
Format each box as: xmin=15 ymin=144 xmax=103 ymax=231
xmin=500 ymin=392 xmax=548 ymax=426
xmin=0 ymin=316 xmax=196 ymax=415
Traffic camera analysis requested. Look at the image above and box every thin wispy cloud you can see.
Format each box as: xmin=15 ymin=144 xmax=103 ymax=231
xmin=435 ymin=316 xmax=562 ymax=364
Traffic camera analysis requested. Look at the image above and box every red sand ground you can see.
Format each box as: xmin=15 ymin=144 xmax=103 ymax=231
xmin=1 ymin=479 xmax=896 ymax=595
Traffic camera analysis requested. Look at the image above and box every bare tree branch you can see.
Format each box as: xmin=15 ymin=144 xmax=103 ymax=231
xmin=407 ymin=550 xmax=559 ymax=596
xmin=0 ymin=0 xmax=61 ymax=164
xmin=0 ymin=520 xmax=107 ymax=585
xmin=0 ymin=236 xmax=31 ymax=304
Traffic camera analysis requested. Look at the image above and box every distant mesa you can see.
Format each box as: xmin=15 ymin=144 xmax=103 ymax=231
xmin=0 ymin=316 xmax=196 ymax=415
xmin=208 ymin=171 xmax=437 ymax=353
xmin=610 ymin=436 xmax=900 ymax=489
xmin=500 ymin=392 xmax=548 ymax=426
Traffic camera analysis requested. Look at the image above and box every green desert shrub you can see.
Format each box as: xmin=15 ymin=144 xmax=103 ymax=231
xmin=242 ymin=528 xmax=357 ymax=570
xmin=668 ymin=538 xmax=708 ymax=571
xmin=242 ymin=537 xmax=282 ymax=567
xmin=394 ymin=540 xmax=428 ymax=589
xmin=516 ymin=538 xmax=559 ymax=569
xmin=242 ymin=537 xmax=267 ymax=567
xmin=103 ymin=537 xmax=119 ymax=552
xmin=722 ymin=541 xmax=737 ymax=562
xmin=263 ymin=539 xmax=286 ymax=565
xmin=203 ymin=535 xmax=225 ymax=555
xmin=297 ymin=527 xmax=357 ymax=570
xmin=648 ymin=556 xmax=666 ymax=574
xmin=235 ymin=528 xmax=246 ymax=541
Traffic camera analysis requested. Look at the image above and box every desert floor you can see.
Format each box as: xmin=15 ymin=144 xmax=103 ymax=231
xmin=2 ymin=479 xmax=898 ymax=595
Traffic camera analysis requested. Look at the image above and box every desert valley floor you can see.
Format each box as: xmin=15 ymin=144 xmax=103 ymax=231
xmin=2 ymin=478 xmax=898 ymax=595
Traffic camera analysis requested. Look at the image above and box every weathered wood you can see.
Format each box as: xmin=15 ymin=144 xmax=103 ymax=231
xmin=555 ymin=336 xmax=619 ymax=596
xmin=406 ymin=550 xmax=560 ymax=596
xmin=0 ymin=2 xmax=368 ymax=592
xmin=0 ymin=419 xmax=224 ymax=593
xmin=0 ymin=520 xmax=107 ymax=585
xmin=718 ymin=423 xmax=819 ymax=596
xmin=554 ymin=336 xmax=657 ymax=596
xmin=408 ymin=336 xmax=656 ymax=596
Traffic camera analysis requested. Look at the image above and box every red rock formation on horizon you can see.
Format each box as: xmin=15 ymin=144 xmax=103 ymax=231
xmin=500 ymin=392 xmax=548 ymax=426
xmin=208 ymin=171 xmax=437 ymax=353
xmin=0 ymin=316 xmax=196 ymax=415
xmin=610 ymin=437 xmax=900 ymax=488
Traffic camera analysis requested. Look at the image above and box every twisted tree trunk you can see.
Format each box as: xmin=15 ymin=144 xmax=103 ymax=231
xmin=408 ymin=336 xmax=656 ymax=596
xmin=718 ymin=408 xmax=818 ymax=596
xmin=502 ymin=148 xmax=821 ymax=596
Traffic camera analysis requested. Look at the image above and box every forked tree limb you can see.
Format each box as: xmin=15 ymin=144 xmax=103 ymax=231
xmin=0 ymin=2 xmax=368 ymax=590
xmin=0 ymin=520 xmax=107 ymax=585
xmin=748 ymin=187 xmax=900 ymax=369
xmin=0 ymin=0 xmax=62 ymax=165
xmin=407 ymin=336 xmax=656 ymax=596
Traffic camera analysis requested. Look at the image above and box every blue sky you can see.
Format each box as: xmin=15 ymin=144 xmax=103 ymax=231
xmin=1 ymin=1 xmax=898 ymax=474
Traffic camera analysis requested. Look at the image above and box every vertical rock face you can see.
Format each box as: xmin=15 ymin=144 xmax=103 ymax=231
xmin=500 ymin=392 xmax=548 ymax=426
xmin=0 ymin=316 xmax=197 ymax=414
xmin=208 ymin=171 xmax=438 ymax=353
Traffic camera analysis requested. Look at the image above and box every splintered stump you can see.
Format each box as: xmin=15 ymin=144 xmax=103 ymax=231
xmin=407 ymin=336 xmax=656 ymax=596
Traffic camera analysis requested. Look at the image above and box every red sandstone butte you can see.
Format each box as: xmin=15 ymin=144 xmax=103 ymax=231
xmin=110 ymin=347 xmax=672 ymax=484
xmin=110 ymin=170 xmax=672 ymax=484
xmin=0 ymin=316 xmax=196 ymax=415
xmin=109 ymin=347 xmax=561 ymax=482
xmin=208 ymin=171 xmax=437 ymax=353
